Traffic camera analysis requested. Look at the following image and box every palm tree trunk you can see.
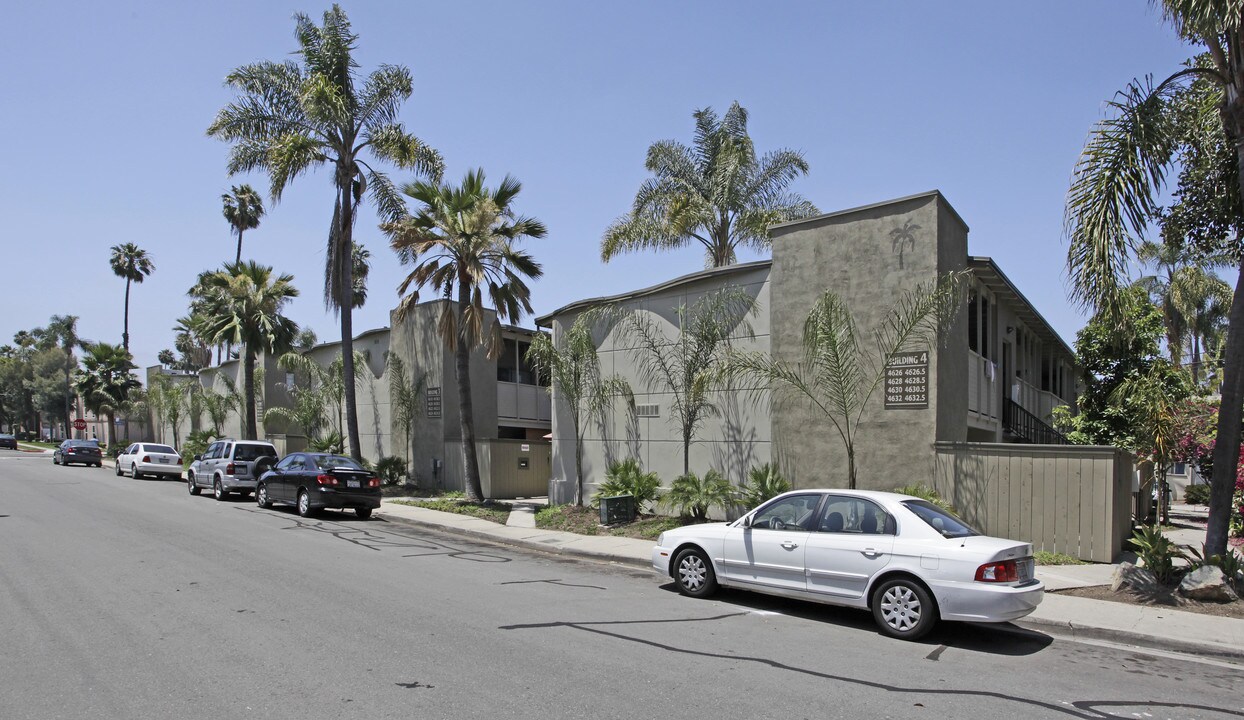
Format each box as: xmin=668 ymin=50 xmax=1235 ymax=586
xmin=63 ymin=352 xmax=72 ymax=442
xmin=235 ymin=228 xmax=244 ymax=265
xmin=572 ymin=410 xmax=584 ymax=506
xmin=456 ymin=286 xmax=485 ymax=502
xmin=122 ymin=278 xmax=131 ymax=352
xmin=1205 ymin=261 xmax=1244 ymax=556
xmin=243 ymin=348 xmax=257 ymax=440
xmin=338 ymin=188 xmax=363 ymax=462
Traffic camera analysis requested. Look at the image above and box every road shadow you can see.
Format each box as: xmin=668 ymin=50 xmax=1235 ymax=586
xmin=655 ymin=581 xmax=1052 ymax=656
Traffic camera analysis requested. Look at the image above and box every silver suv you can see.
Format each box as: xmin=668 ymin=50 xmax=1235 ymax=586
xmin=187 ymin=439 xmax=278 ymax=501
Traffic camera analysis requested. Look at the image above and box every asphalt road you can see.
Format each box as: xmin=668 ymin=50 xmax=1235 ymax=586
xmin=2 ymin=448 xmax=1242 ymax=720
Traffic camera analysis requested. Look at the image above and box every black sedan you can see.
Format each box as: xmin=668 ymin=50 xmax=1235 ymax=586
xmin=256 ymin=452 xmax=381 ymax=519
xmin=0 ymin=434 xmax=17 ymax=450
xmin=54 ymin=440 xmax=103 ymax=467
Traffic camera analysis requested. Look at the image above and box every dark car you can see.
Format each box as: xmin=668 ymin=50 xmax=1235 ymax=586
xmin=0 ymin=434 xmax=17 ymax=450
xmin=54 ymin=440 xmax=103 ymax=467
xmin=256 ymin=452 xmax=381 ymax=519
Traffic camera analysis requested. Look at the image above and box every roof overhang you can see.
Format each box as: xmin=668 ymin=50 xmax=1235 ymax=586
xmin=969 ymin=256 xmax=1075 ymax=360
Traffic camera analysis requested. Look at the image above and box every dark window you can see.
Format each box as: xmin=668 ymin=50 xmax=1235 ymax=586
xmin=497 ymin=426 xmax=527 ymax=440
xmin=968 ymin=290 xmax=979 ymax=354
xmin=816 ymin=496 xmax=893 ymax=535
xmin=901 ymin=500 xmax=979 ymax=538
xmin=497 ymin=338 xmax=519 ymax=382
xmin=233 ymin=444 xmax=276 ymax=461
xmin=309 ymin=454 xmax=364 ymax=471
xmin=750 ymin=494 xmax=822 ymax=531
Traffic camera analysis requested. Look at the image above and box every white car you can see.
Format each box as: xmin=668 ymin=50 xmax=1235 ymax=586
xmin=115 ymin=443 xmax=183 ymax=480
xmin=652 ymin=489 xmax=1043 ymax=640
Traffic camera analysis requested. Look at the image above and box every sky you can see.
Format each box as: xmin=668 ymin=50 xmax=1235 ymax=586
xmin=0 ymin=1 xmax=1199 ymax=376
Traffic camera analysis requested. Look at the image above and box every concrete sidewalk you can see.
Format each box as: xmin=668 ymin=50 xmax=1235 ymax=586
xmin=376 ymin=499 xmax=1244 ymax=662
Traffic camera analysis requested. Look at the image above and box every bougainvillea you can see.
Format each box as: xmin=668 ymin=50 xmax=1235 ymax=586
xmin=1171 ymin=397 xmax=1244 ymax=537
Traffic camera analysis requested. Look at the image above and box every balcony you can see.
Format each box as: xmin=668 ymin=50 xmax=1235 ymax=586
xmin=497 ymin=381 xmax=551 ymax=424
xmin=968 ymin=350 xmax=1069 ymax=434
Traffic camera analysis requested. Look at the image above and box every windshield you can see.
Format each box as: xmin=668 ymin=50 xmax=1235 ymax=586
xmin=310 ymin=455 xmax=365 ymax=471
xmin=901 ymin=500 xmax=979 ymax=538
xmin=234 ymin=444 xmax=276 ymax=461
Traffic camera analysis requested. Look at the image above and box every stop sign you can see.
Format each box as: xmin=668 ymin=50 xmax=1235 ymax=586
xmin=73 ymin=418 xmax=87 ymax=431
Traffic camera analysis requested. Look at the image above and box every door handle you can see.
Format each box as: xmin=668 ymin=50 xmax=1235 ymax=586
xmin=861 ymin=548 xmax=881 ymax=557
xmin=781 ymin=541 xmax=799 ymax=550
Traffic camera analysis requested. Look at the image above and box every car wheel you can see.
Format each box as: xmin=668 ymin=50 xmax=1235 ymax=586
xmin=213 ymin=479 xmax=226 ymax=502
xmin=297 ymin=490 xmax=313 ymax=518
xmin=187 ymin=474 xmax=201 ymax=496
xmin=256 ymin=484 xmax=272 ymax=509
xmin=672 ymin=548 xmax=718 ymax=598
xmin=355 ymin=507 xmax=372 ymax=520
xmin=115 ymin=462 xmax=122 ymax=476
xmin=872 ymin=578 xmax=937 ymax=640
xmin=131 ymin=463 xmax=141 ymax=479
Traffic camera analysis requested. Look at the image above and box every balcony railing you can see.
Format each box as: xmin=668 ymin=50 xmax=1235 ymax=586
xmin=1004 ymin=399 xmax=1069 ymax=445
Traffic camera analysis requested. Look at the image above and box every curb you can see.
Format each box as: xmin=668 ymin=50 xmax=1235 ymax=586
xmin=1012 ymin=616 xmax=1244 ymax=662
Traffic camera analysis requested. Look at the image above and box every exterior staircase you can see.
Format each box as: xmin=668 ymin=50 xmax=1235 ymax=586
xmin=1003 ymin=399 xmax=1069 ymax=445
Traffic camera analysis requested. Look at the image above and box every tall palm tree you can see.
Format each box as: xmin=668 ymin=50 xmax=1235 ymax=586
xmin=207 ymin=4 xmax=442 ymax=461
xmin=384 ymin=169 xmax=545 ymax=502
xmin=109 ymin=243 xmax=154 ymax=353
xmin=222 ymin=184 xmax=265 ymax=264
xmin=602 ymin=101 xmax=818 ymax=268
xmin=351 ymin=242 xmax=371 ymax=309
xmin=1133 ymin=239 xmax=1228 ymax=367
xmin=1064 ymin=1 xmax=1244 ymax=557
xmin=189 ymin=261 xmax=299 ymax=440
xmin=43 ymin=315 xmax=81 ymax=439
xmin=75 ymin=342 xmax=140 ymax=448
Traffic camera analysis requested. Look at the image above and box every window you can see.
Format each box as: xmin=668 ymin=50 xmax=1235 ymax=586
xmin=146 ymin=445 xmax=176 ymax=454
xmin=968 ymin=290 xmax=979 ymax=354
xmin=497 ymin=338 xmax=519 ymax=383
xmin=1171 ymin=462 xmax=1188 ymax=476
xmin=233 ymin=444 xmax=276 ymax=461
xmin=902 ymin=500 xmax=978 ymax=538
xmin=750 ymin=494 xmax=821 ymax=531
xmin=816 ymin=496 xmax=893 ymax=535
xmin=276 ymin=455 xmax=300 ymax=470
xmin=311 ymin=454 xmax=364 ymax=470
xmin=205 ymin=442 xmax=221 ymax=459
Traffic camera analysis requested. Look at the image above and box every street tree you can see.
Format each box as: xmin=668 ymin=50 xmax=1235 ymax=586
xmin=728 ymin=274 xmax=965 ymax=489
xmin=208 ymin=4 xmax=442 ymax=461
xmin=387 ymin=354 xmax=425 ymax=482
xmin=222 ymin=184 xmax=264 ymax=264
xmin=109 ymin=243 xmax=154 ymax=353
xmin=74 ymin=342 xmax=140 ymax=447
xmin=42 ymin=315 xmax=82 ymax=439
xmin=1063 ymin=4 xmax=1244 ymax=556
xmin=526 ymin=311 xmax=632 ymax=505
xmin=602 ymin=101 xmax=817 ymax=268
xmin=385 ymin=169 xmax=545 ymax=502
xmin=190 ymin=261 xmax=299 ymax=440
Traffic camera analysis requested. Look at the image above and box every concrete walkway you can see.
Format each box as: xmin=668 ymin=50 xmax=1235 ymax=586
xmin=376 ymin=499 xmax=1244 ymax=662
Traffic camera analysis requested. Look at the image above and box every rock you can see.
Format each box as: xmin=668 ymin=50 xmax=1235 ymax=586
xmin=1178 ymin=566 xmax=1240 ymax=603
xmin=1111 ymin=562 xmax=1159 ymax=594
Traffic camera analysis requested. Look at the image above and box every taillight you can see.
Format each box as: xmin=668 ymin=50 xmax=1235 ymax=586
xmin=226 ymin=463 xmax=235 ymax=474
xmin=316 ymin=474 xmax=337 ymax=485
xmin=975 ymin=560 xmax=1019 ymax=583
xmin=142 ymin=455 xmax=151 ymax=463
xmin=367 ymin=477 xmax=380 ymax=488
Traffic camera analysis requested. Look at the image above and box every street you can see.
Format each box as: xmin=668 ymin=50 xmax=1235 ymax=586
xmin=1 ymin=450 xmax=1241 ymax=720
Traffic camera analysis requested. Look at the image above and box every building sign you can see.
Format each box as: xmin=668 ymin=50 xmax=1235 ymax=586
xmin=426 ymin=387 xmax=442 ymax=418
xmin=884 ymin=351 xmax=929 ymax=409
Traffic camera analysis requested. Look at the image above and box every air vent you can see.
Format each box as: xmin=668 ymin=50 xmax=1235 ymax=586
xmin=635 ymin=403 xmax=660 ymax=418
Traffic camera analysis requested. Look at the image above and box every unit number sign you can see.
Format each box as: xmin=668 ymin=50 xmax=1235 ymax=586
xmin=884 ymin=351 xmax=929 ymax=409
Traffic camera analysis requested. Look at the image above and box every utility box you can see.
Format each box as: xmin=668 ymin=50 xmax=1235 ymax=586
xmin=600 ymin=494 xmax=635 ymax=525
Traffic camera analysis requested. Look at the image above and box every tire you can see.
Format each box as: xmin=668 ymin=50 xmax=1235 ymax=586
xmin=131 ymin=464 xmax=141 ymax=479
xmin=355 ymin=507 xmax=372 ymax=520
xmin=115 ymin=462 xmax=122 ymax=476
xmin=256 ymin=484 xmax=272 ymax=509
xmin=872 ymin=578 xmax=938 ymax=641
xmin=213 ymin=479 xmax=226 ymax=502
xmin=672 ymin=548 xmax=718 ymax=598
xmin=187 ymin=474 xmax=201 ymax=496
xmin=297 ymin=490 xmax=313 ymax=518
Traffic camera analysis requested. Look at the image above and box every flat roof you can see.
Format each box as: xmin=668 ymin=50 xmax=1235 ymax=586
xmin=769 ymin=189 xmax=969 ymax=236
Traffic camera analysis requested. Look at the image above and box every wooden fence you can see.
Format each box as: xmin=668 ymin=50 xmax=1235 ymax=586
xmin=932 ymin=442 xmax=1133 ymax=562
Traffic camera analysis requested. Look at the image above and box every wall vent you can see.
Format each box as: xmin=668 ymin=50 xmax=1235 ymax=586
xmin=635 ymin=403 xmax=660 ymax=418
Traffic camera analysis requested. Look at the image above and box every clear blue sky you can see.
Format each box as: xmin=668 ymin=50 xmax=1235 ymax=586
xmin=0 ymin=1 xmax=1197 ymax=373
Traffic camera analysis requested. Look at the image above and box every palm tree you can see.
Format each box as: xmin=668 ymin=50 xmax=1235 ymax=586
xmin=602 ymin=101 xmax=818 ymax=268
xmin=189 ymin=261 xmax=299 ymax=440
xmin=1133 ymin=240 xmax=1232 ymax=372
xmin=526 ymin=311 xmax=631 ymax=505
xmin=222 ymin=184 xmax=265 ymax=264
xmin=207 ymin=4 xmax=442 ymax=461
xmin=351 ymin=242 xmax=371 ymax=309
xmin=387 ymin=354 xmax=425 ymax=481
xmin=727 ymin=274 xmax=965 ymax=489
xmin=1063 ymin=2 xmax=1244 ymax=557
xmin=384 ymin=169 xmax=545 ymax=502
xmin=75 ymin=342 xmax=140 ymax=448
xmin=43 ymin=315 xmax=81 ymax=439
xmin=109 ymin=243 xmax=154 ymax=353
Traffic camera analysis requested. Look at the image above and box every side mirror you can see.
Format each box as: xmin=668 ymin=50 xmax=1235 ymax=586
xmin=741 ymin=515 xmax=753 ymax=529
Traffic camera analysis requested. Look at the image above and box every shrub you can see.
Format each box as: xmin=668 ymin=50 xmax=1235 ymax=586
xmin=309 ymin=431 xmax=344 ymax=453
xmin=898 ymin=483 xmax=955 ymax=513
xmin=592 ymin=458 xmax=660 ymax=514
xmin=180 ymin=430 xmax=214 ymax=467
xmin=1129 ymin=523 xmax=1185 ymax=584
xmin=376 ymin=456 xmax=407 ymax=485
xmin=663 ymin=470 xmax=734 ymax=522
xmin=1182 ymin=483 xmax=1211 ymax=505
xmin=736 ymin=463 xmax=791 ymax=510
xmin=107 ymin=441 xmax=130 ymax=459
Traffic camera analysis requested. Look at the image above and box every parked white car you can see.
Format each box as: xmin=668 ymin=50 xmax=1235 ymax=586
xmin=115 ymin=443 xmax=183 ymax=480
xmin=652 ymin=489 xmax=1043 ymax=640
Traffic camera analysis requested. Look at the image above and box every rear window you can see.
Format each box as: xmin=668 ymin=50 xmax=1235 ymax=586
xmin=310 ymin=455 xmax=365 ymax=471
xmin=233 ymin=444 xmax=277 ymax=461
xmin=901 ymin=500 xmax=979 ymax=539
xmin=69 ymin=440 xmax=99 ymax=448
xmin=145 ymin=445 xmax=176 ymax=454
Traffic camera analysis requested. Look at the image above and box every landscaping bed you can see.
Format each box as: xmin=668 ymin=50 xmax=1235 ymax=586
xmin=535 ymin=504 xmax=686 ymax=540
xmin=1053 ymin=584 xmax=1244 ymax=619
xmin=389 ymin=498 xmax=511 ymax=525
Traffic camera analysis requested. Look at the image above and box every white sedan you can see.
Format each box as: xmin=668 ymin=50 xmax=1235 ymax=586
xmin=652 ymin=489 xmax=1043 ymax=640
xmin=115 ymin=443 xmax=183 ymax=480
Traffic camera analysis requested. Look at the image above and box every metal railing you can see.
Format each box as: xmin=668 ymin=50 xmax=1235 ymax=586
xmin=1003 ymin=399 xmax=1069 ymax=445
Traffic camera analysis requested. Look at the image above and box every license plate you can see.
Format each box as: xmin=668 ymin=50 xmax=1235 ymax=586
xmin=158 ymin=458 xmax=169 ymax=464
xmin=347 ymin=480 xmax=360 ymax=488
xmin=1017 ymin=558 xmax=1034 ymax=581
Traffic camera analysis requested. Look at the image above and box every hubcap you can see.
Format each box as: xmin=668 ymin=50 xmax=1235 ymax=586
xmin=880 ymin=585 xmax=922 ymax=631
xmin=678 ymin=555 xmax=706 ymax=590
xmin=258 ymin=487 xmax=267 ymax=506
xmin=299 ymin=493 xmax=308 ymax=514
